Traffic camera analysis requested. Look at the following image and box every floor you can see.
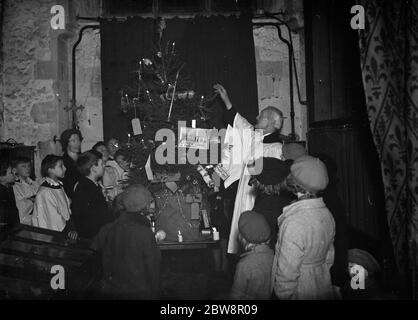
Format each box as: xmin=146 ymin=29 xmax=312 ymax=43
xmin=160 ymin=249 xmax=234 ymax=300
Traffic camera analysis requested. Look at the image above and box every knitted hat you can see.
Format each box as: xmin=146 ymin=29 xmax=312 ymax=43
xmin=238 ymin=211 xmax=271 ymax=244
xmin=282 ymin=143 xmax=307 ymax=160
xmin=253 ymin=158 xmax=292 ymax=185
xmin=121 ymin=184 xmax=153 ymax=213
xmin=348 ymin=249 xmax=381 ymax=274
xmin=290 ymin=155 xmax=329 ymax=192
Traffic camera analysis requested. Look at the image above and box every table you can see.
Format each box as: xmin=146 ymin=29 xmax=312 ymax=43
xmin=158 ymin=238 xmax=218 ymax=250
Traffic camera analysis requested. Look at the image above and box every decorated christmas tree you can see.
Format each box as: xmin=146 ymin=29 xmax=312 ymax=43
xmin=118 ymin=20 xmax=221 ymax=241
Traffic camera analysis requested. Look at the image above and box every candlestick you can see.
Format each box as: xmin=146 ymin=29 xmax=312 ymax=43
xmin=167 ymin=71 xmax=180 ymax=122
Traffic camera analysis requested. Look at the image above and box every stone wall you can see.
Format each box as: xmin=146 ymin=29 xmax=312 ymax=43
xmin=253 ymin=0 xmax=307 ymax=140
xmin=1 ymin=0 xmax=72 ymax=178
xmin=0 ymin=0 xmax=102 ymax=178
xmin=75 ymin=28 xmax=102 ymax=151
xmin=70 ymin=0 xmax=102 ymax=151
xmin=2 ymin=0 xmax=61 ymax=145
xmin=0 ymin=0 xmax=307 ymax=167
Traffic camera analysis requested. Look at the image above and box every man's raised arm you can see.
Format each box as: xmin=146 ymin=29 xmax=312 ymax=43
xmin=213 ymin=84 xmax=237 ymax=127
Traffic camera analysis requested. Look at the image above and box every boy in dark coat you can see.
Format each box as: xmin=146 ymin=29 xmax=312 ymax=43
xmin=92 ymin=184 xmax=161 ymax=299
xmin=230 ymin=211 xmax=274 ymax=300
xmin=71 ymin=150 xmax=113 ymax=239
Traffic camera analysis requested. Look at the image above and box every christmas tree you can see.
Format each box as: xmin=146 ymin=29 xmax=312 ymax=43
xmin=118 ymin=20 xmax=221 ymax=241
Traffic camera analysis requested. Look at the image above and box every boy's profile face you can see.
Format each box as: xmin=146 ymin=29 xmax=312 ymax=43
xmin=116 ymin=155 xmax=130 ymax=171
xmin=92 ymin=159 xmax=105 ymax=178
xmin=13 ymin=162 xmax=31 ymax=178
xmin=1 ymin=166 xmax=16 ymax=185
xmin=49 ymin=160 xmax=66 ymax=179
xmin=238 ymin=233 xmax=248 ymax=249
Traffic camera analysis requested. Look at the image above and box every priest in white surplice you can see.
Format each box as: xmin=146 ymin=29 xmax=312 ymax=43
xmin=213 ymin=84 xmax=285 ymax=254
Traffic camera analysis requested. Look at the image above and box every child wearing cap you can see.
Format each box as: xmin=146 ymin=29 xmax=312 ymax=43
xmin=271 ymin=155 xmax=336 ymax=300
xmin=280 ymin=142 xmax=307 ymax=161
xmin=92 ymin=184 xmax=161 ymax=299
xmin=230 ymin=211 xmax=274 ymax=300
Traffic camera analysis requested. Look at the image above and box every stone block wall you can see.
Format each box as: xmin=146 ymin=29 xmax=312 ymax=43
xmin=75 ymin=27 xmax=102 ymax=151
xmin=253 ymin=0 xmax=307 ymax=140
xmin=2 ymin=0 xmax=60 ymax=146
xmin=0 ymin=0 xmax=102 ymax=178
xmin=0 ymin=0 xmax=307 ymax=176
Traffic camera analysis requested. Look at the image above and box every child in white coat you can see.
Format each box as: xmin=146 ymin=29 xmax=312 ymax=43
xmin=32 ymin=155 xmax=77 ymax=240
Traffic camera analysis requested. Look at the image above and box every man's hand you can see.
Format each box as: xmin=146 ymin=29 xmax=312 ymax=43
xmin=213 ymin=84 xmax=232 ymax=110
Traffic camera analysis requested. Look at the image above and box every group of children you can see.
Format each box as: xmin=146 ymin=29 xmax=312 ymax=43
xmin=1 ymin=133 xmax=340 ymax=300
xmin=0 ymin=135 xmax=132 ymax=241
xmin=0 ymin=135 xmax=162 ymax=299
xmin=230 ymin=144 xmax=338 ymax=300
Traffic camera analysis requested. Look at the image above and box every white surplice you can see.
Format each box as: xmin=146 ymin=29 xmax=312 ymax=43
xmin=222 ymin=113 xmax=282 ymax=254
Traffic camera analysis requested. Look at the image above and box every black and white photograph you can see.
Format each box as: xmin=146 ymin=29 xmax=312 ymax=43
xmin=0 ymin=0 xmax=417 ymax=307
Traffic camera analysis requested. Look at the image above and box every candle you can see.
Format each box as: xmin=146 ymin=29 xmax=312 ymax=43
xmin=191 ymin=119 xmax=196 ymax=128
xmin=146 ymin=90 xmax=152 ymax=102
xmin=177 ymin=230 xmax=183 ymax=243
xmin=212 ymin=227 xmax=220 ymax=241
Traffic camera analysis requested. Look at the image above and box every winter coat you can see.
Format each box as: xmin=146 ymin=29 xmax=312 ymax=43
xmin=71 ymin=176 xmax=113 ymax=239
xmin=92 ymin=212 xmax=161 ymax=299
xmin=231 ymin=244 xmax=274 ymax=300
xmin=271 ymin=198 xmax=336 ymax=300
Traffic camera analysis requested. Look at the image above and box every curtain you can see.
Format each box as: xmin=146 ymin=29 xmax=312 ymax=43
xmin=358 ymin=0 xmax=418 ymax=277
xmin=100 ymin=14 xmax=259 ymax=141
xmin=163 ymin=14 xmax=259 ymax=126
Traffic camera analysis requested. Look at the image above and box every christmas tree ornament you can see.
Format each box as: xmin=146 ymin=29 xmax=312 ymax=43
xmin=131 ymin=118 xmax=142 ymax=135
xmin=155 ymin=229 xmax=166 ymax=241
xmin=191 ymin=203 xmax=200 ymax=220
xmin=214 ymin=164 xmax=230 ymax=181
xmin=193 ymin=193 xmax=202 ymax=203
xmin=185 ymin=194 xmax=193 ymax=203
xmin=197 ymin=165 xmax=215 ymax=188
xmin=201 ymin=210 xmax=210 ymax=229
